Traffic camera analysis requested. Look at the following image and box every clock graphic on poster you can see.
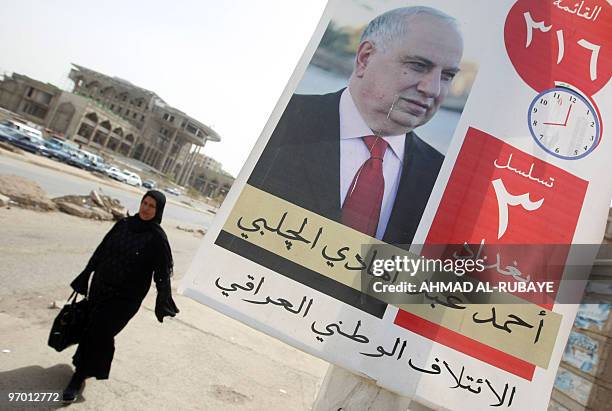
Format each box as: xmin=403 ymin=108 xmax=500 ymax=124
xmin=528 ymin=87 xmax=601 ymax=160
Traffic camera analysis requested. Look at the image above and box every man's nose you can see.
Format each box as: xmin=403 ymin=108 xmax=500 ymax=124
xmin=416 ymin=70 xmax=441 ymax=98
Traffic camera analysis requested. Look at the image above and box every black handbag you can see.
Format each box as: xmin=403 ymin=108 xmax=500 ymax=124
xmin=48 ymin=291 xmax=90 ymax=352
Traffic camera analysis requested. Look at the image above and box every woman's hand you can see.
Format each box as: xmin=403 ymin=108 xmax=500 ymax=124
xmin=155 ymin=281 xmax=180 ymax=323
xmin=155 ymin=294 xmax=179 ymax=323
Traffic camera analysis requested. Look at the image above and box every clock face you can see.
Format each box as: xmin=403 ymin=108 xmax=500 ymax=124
xmin=528 ymin=87 xmax=601 ymax=160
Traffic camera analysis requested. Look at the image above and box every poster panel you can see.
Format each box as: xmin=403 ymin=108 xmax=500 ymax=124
xmin=181 ymin=0 xmax=611 ymax=409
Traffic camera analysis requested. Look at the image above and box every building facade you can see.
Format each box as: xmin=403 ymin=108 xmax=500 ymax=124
xmin=0 ymin=65 xmax=221 ymax=185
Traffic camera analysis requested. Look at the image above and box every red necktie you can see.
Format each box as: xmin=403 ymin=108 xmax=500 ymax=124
xmin=341 ymin=135 xmax=388 ymax=237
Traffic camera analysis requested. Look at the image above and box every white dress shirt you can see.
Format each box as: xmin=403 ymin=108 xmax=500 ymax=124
xmin=339 ymin=88 xmax=405 ymax=240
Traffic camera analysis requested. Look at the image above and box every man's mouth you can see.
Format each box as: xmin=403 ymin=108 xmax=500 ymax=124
xmin=397 ymin=98 xmax=430 ymax=116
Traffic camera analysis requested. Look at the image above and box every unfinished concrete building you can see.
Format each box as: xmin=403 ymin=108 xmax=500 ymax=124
xmin=68 ymin=64 xmax=220 ymax=184
xmin=0 ymin=65 xmax=221 ymax=185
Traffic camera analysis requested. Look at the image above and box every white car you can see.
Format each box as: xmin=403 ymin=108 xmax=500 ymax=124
xmin=106 ymin=166 xmax=129 ymax=183
xmin=122 ymin=170 xmax=142 ymax=187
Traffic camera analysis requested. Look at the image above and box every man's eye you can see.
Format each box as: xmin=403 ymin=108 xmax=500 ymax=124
xmin=441 ymin=72 xmax=456 ymax=81
xmin=408 ymin=62 xmax=427 ymax=72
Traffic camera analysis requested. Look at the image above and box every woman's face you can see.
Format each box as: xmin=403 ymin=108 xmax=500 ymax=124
xmin=139 ymin=196 xmax=157 ymax=221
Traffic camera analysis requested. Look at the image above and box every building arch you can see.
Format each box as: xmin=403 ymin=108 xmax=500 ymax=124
xmin=118 ymin=142 xmax=130 ymax=155
xmin=99 ymin=120 xmax=111 ymax=131
xmin=85 ymin=112 xmax=99 ymax=123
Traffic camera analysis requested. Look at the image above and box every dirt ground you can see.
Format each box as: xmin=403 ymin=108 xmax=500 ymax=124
xmin=0 ymin=207 xmax=329 ymax=410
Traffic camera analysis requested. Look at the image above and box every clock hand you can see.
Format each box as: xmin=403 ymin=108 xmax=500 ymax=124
xmin=543 ymin=104 xmax=573 ymax=126
xmin=563 ymin=104 xmax=573 ymax=127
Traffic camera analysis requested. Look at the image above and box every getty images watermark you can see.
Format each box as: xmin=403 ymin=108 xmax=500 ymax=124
xmin=368 ymin=254 xmax=556 ymax=296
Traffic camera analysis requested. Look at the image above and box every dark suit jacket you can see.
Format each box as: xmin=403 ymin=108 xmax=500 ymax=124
xmin=248 ymin=90 xmax=444 ymax=245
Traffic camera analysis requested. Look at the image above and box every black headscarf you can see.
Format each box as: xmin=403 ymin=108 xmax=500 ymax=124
xmin=144 ymin=190 xmax=166 ymax=224
xmin=127 ymin=190 xmax=174 ymax=277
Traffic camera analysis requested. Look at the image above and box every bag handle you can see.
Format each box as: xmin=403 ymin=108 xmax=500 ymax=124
xmin=66 ymin=291 xmax=78 ymax=304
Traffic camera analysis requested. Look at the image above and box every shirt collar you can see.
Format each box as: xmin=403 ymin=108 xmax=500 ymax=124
xmin=339 ymin=88 xmax=405 ymax=161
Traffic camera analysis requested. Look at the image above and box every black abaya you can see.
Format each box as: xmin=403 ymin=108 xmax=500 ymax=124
xmin=70 ymin=190 xmax=175 ymax=379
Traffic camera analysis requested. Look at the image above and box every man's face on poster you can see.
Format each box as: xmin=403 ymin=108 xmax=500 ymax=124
xmin=352 ymin=14 xmax=463 ymax=136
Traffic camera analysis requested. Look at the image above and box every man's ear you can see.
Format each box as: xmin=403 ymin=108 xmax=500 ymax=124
xmin=354 ymin=41 xmax=375 ymax=78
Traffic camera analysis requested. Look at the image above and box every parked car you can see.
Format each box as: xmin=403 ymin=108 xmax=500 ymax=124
xmin=142 ymin=179 xmax=156 ymax=189
xmin=43 ymin=139 xmax=74 ymax=163
xmin=90 ymin=159 xmax=110 ymax=174
xmin=122 ymin=170 xmax=142 ymax=187
xmin=65 ymin=153 xmax=95 ymax=171
xmin=1 ymin=119 xmax=44 ymax=140
xmin=106 ymin=166 xmax=129 ymax=183
xmin=79 ymin=149 xmax=107 ymax=167
xmin=0 ymin=124 xmax=23 ymax=143
xmin=48 ymin=137 xmax=80 ymax=155
xmin=163 ymin=187 xmax=180 ymax=196
xmin=10 ymin=134 xmax=49 ymax=155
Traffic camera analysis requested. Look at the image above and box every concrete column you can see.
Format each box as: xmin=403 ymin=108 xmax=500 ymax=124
xmin=181 ymin=147 xmax=200 ymax=185
xmin=201 ymin=181 xmax=210 ymax=196
xmin=183 ymin=141 xmax=206 ymax=186
xmin=177 ymin=149 xmax=192 ymax=185
xmin=87 ymin=123 xmax=99 ymax=145
xmin=136 ymin=115 xmax=153 ymax=159
xmin=146 ymin=147 xmax=155 ymax=164
xmin=142 ymin=146 xmax=150 ymax=163
xmin=128 ymin=136 xmax=140 ymax=158
xmin=177 ymin=144 xmax=194 ymax=184
xmin=153 ymin=147 xmax=167 ymax=171
xmin=103 ymin=130 xmax=114 ymax=149
xmin=141 ymin=146 xmax=149 ymax=163
xmin=163 ymin=155 xmax=173 ymax=174
xmin=167 ymin=157 xmax=178 ymax=178
xmin=159 ymin=129 xmax=179 ymax=174
xmin=181 ymin=145 xmax=200 ymax=186
xmin=152 ymin=151 xmax=162 ymax=169
xmin=176 ymin=143 xmax=191 ymax=182
xmin=147 ymin=148 xmax=156 ymax=164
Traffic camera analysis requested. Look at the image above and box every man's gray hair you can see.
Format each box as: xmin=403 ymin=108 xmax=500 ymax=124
xmin=360 ymin=6 xmax=460 ymax=51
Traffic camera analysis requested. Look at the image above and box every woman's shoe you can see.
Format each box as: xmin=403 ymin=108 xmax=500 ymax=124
xmin=62 ymin=372 xmax=84 ymax=403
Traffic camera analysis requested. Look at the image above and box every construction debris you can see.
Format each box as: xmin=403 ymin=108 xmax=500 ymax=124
xmin=52 ymin=189 xmax=127 ymax=221
xmin=0 ymin=174 xmax=56 ymax=211
xmin=176 ymin=225 xmax=207 ymax=237
xmin=0 ymin=193 xmax=10 ymax=207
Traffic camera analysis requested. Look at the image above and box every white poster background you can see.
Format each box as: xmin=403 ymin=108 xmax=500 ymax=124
xmin=181 ymin=1 xmax=611 ymax=409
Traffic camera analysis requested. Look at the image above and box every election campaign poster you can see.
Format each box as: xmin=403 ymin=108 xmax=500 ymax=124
xmin=180 ymin=0 xmax=611 ymax=409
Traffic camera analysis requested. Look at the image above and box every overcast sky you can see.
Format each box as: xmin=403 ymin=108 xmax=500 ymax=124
xmin=0 ymin=0 xmax=328 ymax=176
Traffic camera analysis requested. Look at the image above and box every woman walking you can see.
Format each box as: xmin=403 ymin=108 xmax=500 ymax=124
xmin=63 ymin=190 xmax=179 ymax=402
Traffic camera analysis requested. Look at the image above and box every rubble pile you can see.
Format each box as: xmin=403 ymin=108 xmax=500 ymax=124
xmin=0 ymin=174 xmax=56 ymax=210
xmin=52 ymin=190 xmax=128 ymax=221
xmin=0 ymin=174 xmax=128 ymax=220
xmin=176 ymin=225 xmax=207 ymax=237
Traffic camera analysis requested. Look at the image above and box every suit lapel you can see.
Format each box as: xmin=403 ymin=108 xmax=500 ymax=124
xmin=299 ymin=91 xmax=343 ymax=222
xmin=383 ymin=132 xmax=444 ymax=245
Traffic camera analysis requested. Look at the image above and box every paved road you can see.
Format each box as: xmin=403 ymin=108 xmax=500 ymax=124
xmin=0 ymin=153 xmax=215 ymax=228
